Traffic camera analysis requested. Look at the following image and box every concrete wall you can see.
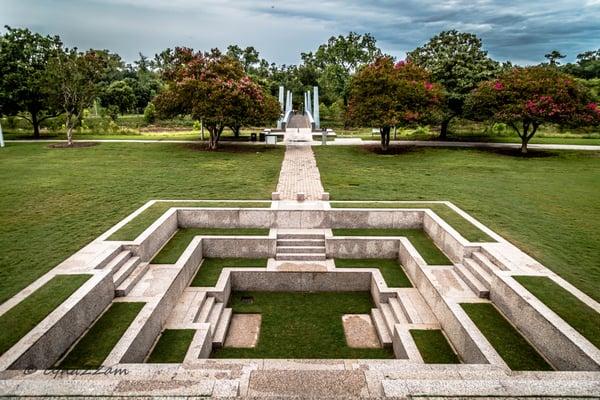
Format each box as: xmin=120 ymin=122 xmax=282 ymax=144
xmin=8 ymin=272 xmax=114 ymax=370
xmin=326 ymin=238 xmax=399 ymax=259
xmin=422 ymin=211 xmax=473 ymax=263
xmin=491 ymin=275 xmax=600 ymax=371
xmin=129 ymin=208 xmax=179 ymax=261
xmin=230 ymin=270 xmax=372 ymax=292
xmin=201 ymin=237 xmax=275 ymax=258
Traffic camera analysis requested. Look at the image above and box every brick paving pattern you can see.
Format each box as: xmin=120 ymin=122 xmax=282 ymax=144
xmin=276 ymin=145 xmax=325 ymax=200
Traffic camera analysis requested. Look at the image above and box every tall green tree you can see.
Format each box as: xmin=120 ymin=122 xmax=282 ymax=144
xmin=465 ymin=66 xmax=600 ymax=154
xmin=408 ymin=30 xmax=500 ymax=139
xmin=347 ymin=57 xmax=444 ymax=151
xmin=545 ymin=50 xmax=566 ymax=66
xmin=0 ymin=26 xmax=63 ymax=137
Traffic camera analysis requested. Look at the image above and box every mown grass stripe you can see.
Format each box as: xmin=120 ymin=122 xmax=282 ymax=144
xmin=146 ymin=329 xmax=196 ymax=363
xmin=410 ymin=329 xmax=460 ymax=364
xmin=190 ymin=258 xmax=268 ymax=287
xmin=334 ymin=259 xmax=412 ymax=287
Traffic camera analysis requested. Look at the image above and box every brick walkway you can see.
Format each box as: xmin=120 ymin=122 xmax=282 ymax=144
xmin=276 ymin=145 xmax=325 ymax=200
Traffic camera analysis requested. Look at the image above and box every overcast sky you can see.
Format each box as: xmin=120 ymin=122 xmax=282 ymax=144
xmin=2 ymin=0 xmax=600 ymax=65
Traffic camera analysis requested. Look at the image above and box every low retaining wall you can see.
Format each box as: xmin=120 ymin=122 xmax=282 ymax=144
xmin=128 ymin=209 xmax=178 ymax=261
xmin=326 ymin=238 xmax=399 ymax=259
xmin=230 ymin=270 xmax=372 ymax=292
xmin=422 ymin=211 xmax=473 ymax=263
xmin=201 ymin=237 xmax=274 ymax=258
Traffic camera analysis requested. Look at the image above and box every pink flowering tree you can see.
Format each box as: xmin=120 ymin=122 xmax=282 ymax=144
xmin=347 ymin=57 xmax=444 ymax=150
xmin=465 ymin=66 xmax=600 ymax=153
xmin=154 ymin=48 xmax=280 ymax=149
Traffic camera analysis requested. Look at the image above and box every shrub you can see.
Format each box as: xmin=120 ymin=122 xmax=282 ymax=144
xmin=144 ymin=103 xmax=156 ymax=124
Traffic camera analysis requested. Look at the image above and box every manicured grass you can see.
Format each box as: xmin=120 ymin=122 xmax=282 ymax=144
xmin=109 ymin=201 xmax=270 ymax=241
xmin=146 ymin=329 xmax=195 ymax=363
xmin=331 ymin=202 xmax=493 ymax=242
xmin=334 ymin=259 xmax=412 ymax=287
xmin=461 ymin=303 xmax=552 ymax=371
xmin=190 ymin=258 xmax=268 ymax=287
xmin=514 ymin=276 xmax=600 ymax=349
xmin=151 ymin=228 xmax=270 ymax=264
xmin=315 ymin=146 xmax=600 ymax=302
xmin=410 ymin=329 xmax=460 ymax=364
xmin=0 ymin=143 xmax=283 ymax=304
xmin=213 ymin=291 xmax=394 ymax=359
xmin=58 ymin=302 xmax=145 ymax=369
xmin=332 ymin=228 xmax=452 ymax=265
xmin=0 ymin=274 xmax=90 ymax=356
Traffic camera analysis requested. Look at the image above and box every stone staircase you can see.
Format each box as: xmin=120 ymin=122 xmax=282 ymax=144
xmin=276 ymin=232 xmax=326 ymax=261
xmin=371 ymin=290 xmax=436 ymax=347
xmin=454 ymin=250 xmax=505 ymax=299
xmin=101 ymin=249 xmax=149 ymax=297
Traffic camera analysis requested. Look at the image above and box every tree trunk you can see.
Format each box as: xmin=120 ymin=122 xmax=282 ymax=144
xmin=207 ymin=126 xmax=223 ymax=150
xmin=233 ymin=126 xmax=240 ymax=137
xmin=32 ymin=112 xmax=40 ymax=139
xmin=380 ymin=127 xmax=391 ymax=151
xmin=66 ymin=113 xmax=74 ymax=146
xmin=520 ymin=137 xmax=529 ymax=154
xmin=439 ymin=117 xmax=452 ymax=140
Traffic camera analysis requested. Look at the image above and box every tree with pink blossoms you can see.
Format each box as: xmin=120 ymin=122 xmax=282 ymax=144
xmin=465 ymin=66 xmax=600 ymax=154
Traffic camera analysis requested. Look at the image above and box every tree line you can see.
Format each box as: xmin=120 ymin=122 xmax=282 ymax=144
xmin=1 ymin=26 xmax=599 ymax=150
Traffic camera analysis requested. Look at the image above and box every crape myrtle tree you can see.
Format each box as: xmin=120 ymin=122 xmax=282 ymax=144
xmin=154 ymin=47 xmax=280 ymax=150
xmin=46 ymin=48 xmax=109 ymax=146
xmin=465 ymin=66 xmax=600 ymax=154
xmin=0 ymin=26 xmax=63 ymax=138
xmin=407 ymin=30 xmax=500 ymax=139
xmin=346 ymin=57 xmax=444 ymax=151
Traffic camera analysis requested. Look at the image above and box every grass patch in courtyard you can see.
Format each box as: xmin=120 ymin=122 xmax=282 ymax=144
xmin=514 ymin=276 xmax=600 ymax=349
xmin=334 ymin=259 xmax=412 ymax=287
xmin=461 ymin=303 xmax=552 ymax=371
xmin=332 ymin=229 xmax=452 ymax=265
xmin=0 ymin=274 xmax=90 ymax=356
xmin=152 ymin=228 xmax=270 ymax=264
xmin=0 ymin=143 xmax=283 ymax=304
xmin=109 ymin=201 xmax=270 ymax=242
xmin=58 ymin=302 xmax=145 ymax=369
xmin=190 ymin=258 xmax=268 ymax=287
xmin=212 ymin=291 xmax=394 ymax=359
xmin=410 ymin=329 xmax=460 ymax=364
xmin=146 ymin=329 xmax=195 ymax=363
xmin=315 ymin=146 xmax=600 ymax=302
xmin=331 ymin=202 xmax=493 ymax=242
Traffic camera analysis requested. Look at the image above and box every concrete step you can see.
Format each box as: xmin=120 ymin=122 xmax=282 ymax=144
xmin=212 ymin=308 xmax=232 ymax=347
xmin=102 ymin=250 xmax=131 ymax=272
xmin=464 ymin=257 xmax=492 ymax=288
xmin=196 ymin=296 xmax=215 ymax=323
xmin=371 ymin=308 xmax=392 ymax=347
xmin=277 ymin=233 xmax=325 ymax=240
xmin=94 ymin=246 xmax=127 ymax=270
xmin=207 ymin=302 xmax=224 ymax=329
xmin=184 ymin=292 xmax=207 ymax=325
xmin=471 ymin=251 xmax=502 ymax=275
xmin=276 ymin=239 xmax=326 ymax=247
xmin=455 ymin=264 xmax=490 ymax=298
xmin=402 ymin=291 xmax=437 ymax=324
xmin=276 ymin=253 xmax=326 ymax=261
xmin=479 ymin=248 xmax=510 ymax=271
xmin=115 ymin=262 xmax=149 ymax=297
xmin=276 ymin=246 xmax=326 ymax=254
xmin=379 ymin=303 xmax=398 ymax=334
xmin=113 ymin=256 xmax=141 ymax=287
xmin=388 ymin=297 xmax=410 ymax=324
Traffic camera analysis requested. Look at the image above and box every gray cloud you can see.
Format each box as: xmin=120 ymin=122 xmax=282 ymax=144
xmin=2 ymin=0 xmax=599 ymax=65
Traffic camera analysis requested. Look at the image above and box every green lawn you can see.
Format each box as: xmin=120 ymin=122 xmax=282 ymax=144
xmin=332 ymin=228 xmax=452 ymax=265
xmin=315 ymin=146 xmax=600 ymax=302
xmin=0 ymin=143 xmax=283 ymax=304
xmin=109 ymin=201 xmax=270 ymax=241
xmin=146 ymin=329 xmax=195 ymax=363
xmin=0 ymin=274 xmax=90 ymax=356
xmin=410 ymin=329 xmax=460 ymax=364
xmin=213 ymin=291 xmax=394 ymax=359
xmin=58 ymin=302 xmax=145 ymax=369
xmin=461 ymin=303 xmax=552 ymax=371
xmin=151 ymin=229 xmax=270 ymax=264
xmin=330 ymin=202 xmax=493 ymax=242
xmin=514 ymin=276 xmax=600 ymax=349
xmin=190 ymin=258 xmax=268 ymax=287
xmin=334 ymin=259 xmax=412 ymax=287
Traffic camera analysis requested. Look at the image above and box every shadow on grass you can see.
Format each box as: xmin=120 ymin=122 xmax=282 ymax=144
xmin=182 ymin=143 xmax=280 ymax=154
xmin=364 ymin=144 xmax=560 ymax=159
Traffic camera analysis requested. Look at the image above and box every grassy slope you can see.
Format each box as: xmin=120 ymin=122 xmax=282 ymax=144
xmin=410 ymin=329 xmax=460 ymax=364
xmin=461 ymin=303 xmax=552 ymax=371
xmin=515 ymin=276 xmax=600 ymax=349
xmin=332 ymin=228 xmax=452 ymax=265
xmin=0 ymin=143 xmax=283 ymax=304
xmin=146 ymin=329 xmax=196 ymax=363
xmin=152 ymin=230 xmax=270 ymax=264
xmin=190 ymin=258 xmax=267 ymax=286
xmin=315 ymin=146 xmax=600 ymax=302
xmin=334 ymin=259 xmax=412 ymax=287
xmin=58 ymin=302 xmax=145 ymax=369
xmin=213 ymin=291 xmax=394 ymax=359
xmin=0 ymin=274 xmax=90 ymax=356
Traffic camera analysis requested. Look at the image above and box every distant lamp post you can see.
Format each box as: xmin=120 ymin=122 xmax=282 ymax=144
xmin=0 ymin=120 xmax=4 ymax=148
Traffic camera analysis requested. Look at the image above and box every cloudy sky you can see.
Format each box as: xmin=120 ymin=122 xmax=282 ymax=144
xmin=2 ymin=0 xmax=599 ymax=65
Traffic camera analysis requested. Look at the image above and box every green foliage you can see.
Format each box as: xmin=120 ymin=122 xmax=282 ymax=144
xmin=99 ymin=80 xmax=136 ymax=116
xmin=192 ymin=120 xmax=201 ymax=131
xmin=143 ymin=102 xmax=156 ymax=124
